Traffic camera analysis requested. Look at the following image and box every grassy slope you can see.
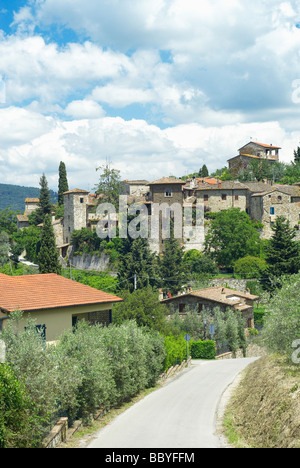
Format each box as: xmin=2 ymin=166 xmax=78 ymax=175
xmin=223 ymin=355 xmax=300 ymax=448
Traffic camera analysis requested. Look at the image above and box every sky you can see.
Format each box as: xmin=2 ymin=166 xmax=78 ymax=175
xmin=1 ymin=0 xmax=300 ymax=191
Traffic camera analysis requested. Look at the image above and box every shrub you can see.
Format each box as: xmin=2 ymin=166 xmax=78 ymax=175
xmin=0 ymin=364 xmax=33 ymax=448
xmin=190 ymin=340 xmax=216 ymax=360
xmin=234 ymin=256 xmax=267 ymax=279
xmin=163 ymin=335 xmax=187 ymax=370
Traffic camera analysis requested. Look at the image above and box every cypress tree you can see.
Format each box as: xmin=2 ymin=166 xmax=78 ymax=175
xmin=117 ymin=237 xmax=157 ymax=292
xmin=58 ymin=162 xmax=69 ymax=206
xmin=158 ymin=225 xmax=186 ymax=296
xmin=38 ymin=214 xmax=62 ymax=275
xmin=264 ymin=216 xmax=300 ymax=290
xmin=34 ymin=174 xmax=53 ymax=225
xmin=293 ymin=146 xmax=300 ymax=164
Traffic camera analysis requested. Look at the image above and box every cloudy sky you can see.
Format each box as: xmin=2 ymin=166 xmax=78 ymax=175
xmin=1 ymin=0 xmax=300 ymax=191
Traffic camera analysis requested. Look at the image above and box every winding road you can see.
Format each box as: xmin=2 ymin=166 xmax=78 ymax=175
xmin=85 ymin=357 xmax=258 ymax=449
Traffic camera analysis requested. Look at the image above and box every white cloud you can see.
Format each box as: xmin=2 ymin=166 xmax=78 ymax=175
xmin=64 ymin=99 xmax=105 ymax=119
xmin=1 ymin=0 xmax=300 ymax=191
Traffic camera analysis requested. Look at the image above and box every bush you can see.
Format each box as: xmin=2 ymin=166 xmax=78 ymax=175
xmin=0 ymin=364 xmax=33 ymax=448
xmin=190 ymin=340 xmax=216 ymax=359
xmin=163 ymin=335 xmax=187 ymax=370
xmin=2 ymin=313 xmax=166 ymax=446
xmin=234 ymin=256 xmax=267 ymax=279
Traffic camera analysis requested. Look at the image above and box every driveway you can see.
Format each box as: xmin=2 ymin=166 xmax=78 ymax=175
xmin=85 ymin=357 xmax=258 ymax=449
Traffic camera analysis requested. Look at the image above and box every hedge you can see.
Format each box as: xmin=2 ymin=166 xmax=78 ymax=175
xmin=190 ymin=340 xmax=216 ymax=360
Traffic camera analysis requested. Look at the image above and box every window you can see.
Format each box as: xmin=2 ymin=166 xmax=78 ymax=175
xmin=179 ymin=304 xmax=185 ymax=314
xmin=204 ymin=194 xmax=209 ymax=201
xmin=235 ymin=195 xmax=239 ymax=201
xmin=270 ymin=207 xmax=275 ymax=215
xmin=222 ymin=194 xmax=227 ymax=201
xmin=80 ymin=197 xmax=84 ymax=204
xmin=165 ymin=189 xmax=172 ymax=197
xmin=278 ymin=196 xmax=282 ymax=201
xmin=198 ymin=304 xmax=203 ymax=313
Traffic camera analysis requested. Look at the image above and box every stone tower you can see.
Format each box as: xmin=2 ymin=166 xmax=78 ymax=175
xmin=63 ymin=188 xmax=89 ymax=244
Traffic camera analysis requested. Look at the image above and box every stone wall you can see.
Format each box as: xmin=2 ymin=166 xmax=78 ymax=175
xmin=70 ymin=252 xmax=113 ymax=272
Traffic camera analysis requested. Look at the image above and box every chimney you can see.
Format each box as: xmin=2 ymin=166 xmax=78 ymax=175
xmin=51 ymin=212 xmax=56 ymax=223
xmin=159 ymin=288 xmax=163 ymax=301
xmin=221 ymin=288 xmax=226 ymax=300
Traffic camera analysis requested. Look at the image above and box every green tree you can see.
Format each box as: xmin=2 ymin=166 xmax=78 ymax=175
xmin=234 ymin=255 xmax=267 ymax=279
xmin=263 ymin=273 xmax=300 ymax=362
xmin=58 ymin=161 xmax=69 ymax=206
xmin=183 ymin=249 xmax=218 ymax=278
xmin=0 ymin=231 xmax=10 ymax=267
xmin=0 ymin=208 xmax=19 ymax=234
xmin=204 ymin=208 xmax=262 ymax=269
xmin=30 ymin=174 xmax=53 ymax=225
xmin=264 ymin=216 xmax=300 ymax=290
xmin=117 ymin=237 xmax=157 ymax=292
xmin=294 ymin=146 xmax=300 ymax=164
xmin=0 ymin=364 xmax=33 ymax=448
xmin=12 ymin=226 xmax=41 ymax=264
xmin=158 ymin=229 xmax=186 ymax=295
xmin=239 ymin=159 xmax=272 ymax=182
xmin=95 ymin=163 xmax=122 ymax=208
xmin=38 ymin=214 xmax=62 ymax=274
xmin=112 ymin=287 xmax=169 ymax=333
xmin=198 ymin=164 xmax=209 ymax=177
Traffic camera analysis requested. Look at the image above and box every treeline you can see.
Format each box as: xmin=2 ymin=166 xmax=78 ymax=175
xmin=0 ymin=183 xmax=57 ymax=212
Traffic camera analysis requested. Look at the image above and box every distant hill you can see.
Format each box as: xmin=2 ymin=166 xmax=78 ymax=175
xmin=0 ymin=184 xmax=58 ymax=213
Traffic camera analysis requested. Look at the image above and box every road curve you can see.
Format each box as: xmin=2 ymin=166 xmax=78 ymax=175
xmin=86 ymin=357 xmax=257 ymax=449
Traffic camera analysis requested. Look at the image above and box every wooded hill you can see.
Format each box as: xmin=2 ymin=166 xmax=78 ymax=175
xmin=0 ymin=184 xmax=57 ymax=212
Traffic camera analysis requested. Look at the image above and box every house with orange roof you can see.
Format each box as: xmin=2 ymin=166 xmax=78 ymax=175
xmin=0 ymin=273 xmax=122 ymax=342
xmin=228 ymin=141 xmax=281 ymax=176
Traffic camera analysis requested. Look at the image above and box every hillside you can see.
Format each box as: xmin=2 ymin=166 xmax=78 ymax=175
xmin=222 ymin=354 xmax=300 ymax=448
xmin=0 ymin=184 xmax=58 ymax=212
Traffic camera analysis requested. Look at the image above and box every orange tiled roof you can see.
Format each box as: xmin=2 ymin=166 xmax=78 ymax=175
xmin=0 ymin=273 xmax=122 ymax=313
xmin=251 ymin=142 xmax=281 ymax=149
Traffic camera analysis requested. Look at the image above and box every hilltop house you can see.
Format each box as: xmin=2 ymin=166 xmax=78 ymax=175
xmin=0 ymin=273 xmax=122 ymax=342
xmin=160 ymin=286 xmax=259 ymax=329
xmin=228 ymin=141 xmax=281 ymax=177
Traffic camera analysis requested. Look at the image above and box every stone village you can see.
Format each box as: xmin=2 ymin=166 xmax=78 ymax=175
xmin=16 ymin=140 xmax=300 ymax=257
xmin=9 ymin=140 xmax=300 ymax=341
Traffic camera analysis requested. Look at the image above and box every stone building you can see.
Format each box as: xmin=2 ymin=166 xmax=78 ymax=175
xmin=121 ymin=180 xmax=149 ymax=198
xmin=63 ymin=188 xmax=90 ymax=245
xmin=250 ymin=185 xmax=300 ymax=239
xmin=16 ymin=198 xmax=40 ymax=229
xmin=160 ymin=286 xmax=259 ymax=329
xmin=145 ymin=177 xmax=186 ymax=254
xmin=228 ymin=141 xmax=281 ymax=177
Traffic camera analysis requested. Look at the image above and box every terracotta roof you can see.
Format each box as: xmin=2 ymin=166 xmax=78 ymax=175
xmin=123 ymin=180 xmax=149 ymax=185
xmin=63 ymin=188 xmax=89 ymax=195
xmin=251 ymin=142 xmax=281 ymax=149
xmin=239 ymin=142 xmax=281 ymax=150
xmin=25 ymin=198 xmax=39 ymax=203
xmin=17 ymin=215 xmax=29 ymax=222
xmin=0 ymin=273 xmax=122 ymax=314
xmin=161 ymin=287 xmax=259 ymax=307
xmin=147 ymin=177 xmax=185 ymax=185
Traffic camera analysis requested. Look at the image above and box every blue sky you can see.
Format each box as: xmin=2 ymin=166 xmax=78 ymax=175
xmin=1 ymin=0 xmax=300 ymax=190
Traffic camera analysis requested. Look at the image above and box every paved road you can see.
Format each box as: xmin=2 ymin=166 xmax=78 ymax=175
xmin=86 ymin=357 xmax=257 ymax=449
